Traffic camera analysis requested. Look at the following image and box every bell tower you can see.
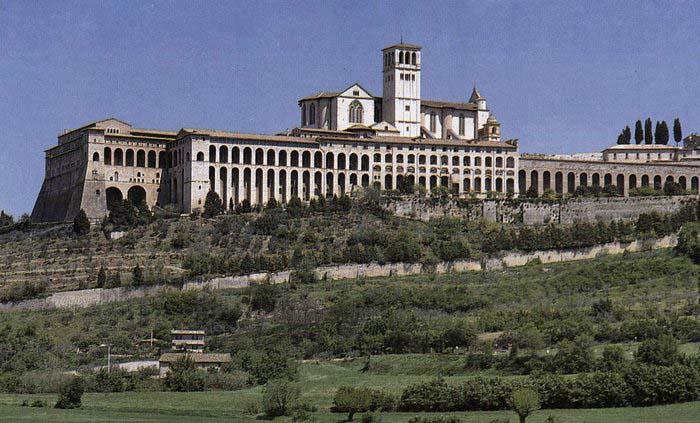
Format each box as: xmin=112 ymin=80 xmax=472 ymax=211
xmin=382 ymin=43 xmax=421 ymax=137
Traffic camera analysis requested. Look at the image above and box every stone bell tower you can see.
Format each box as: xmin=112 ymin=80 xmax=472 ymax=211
xmin=382 ymin=43 xmax=421 ymax=137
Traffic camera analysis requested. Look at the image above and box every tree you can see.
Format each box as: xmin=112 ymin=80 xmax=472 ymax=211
xmin=106 ymin=271 xmax=121 ymax=288
xmin=654 ymin=121 xmax=661 ymax=144
xmin=673 ymin=118 xmax=683 ymax=145
xmin=333 ymin=386 xmax=373 ymax=421
xmin=644 ymin=118 xmax=653 ymax=144
xmin=286 ymin=196 xmax=304 ymax=218
xmin=261 ymin=379 xmax=300 ymax=418
xmin=203 ymin=191 xmax=224 ymax=217
xmin=616 ymin=132 xmax=625 ymax=145
xmin=623 ymin=125 xmax=632 ymax=144
xmin=511 ymin=388 xmax=541 ymax=423
xmin=658 ymin=121 xmax=670 ymax=145
xmin=0 ymin=210 xmax=14 ymax=227
xmin=132 ymin=264 xmax=144 ymax=286
xmin=635 ymin=333 xmax=680 ymax=366
xmin=55 ymin=377 xmax=84 ymax=409
xmin=73 ymin=209 xmax=90 ymax=235
xmin=96 ymin=266 xmax=107 ymax=288
xmin=338 ymin=194 xmax=352 ymax=212
xmin=525 ymin=185 xmax=538 ymax=198
xmin=675 ymin=223 xmax=699 ymax=264
xmin=634 ymin=120 xmax=643 ymax=144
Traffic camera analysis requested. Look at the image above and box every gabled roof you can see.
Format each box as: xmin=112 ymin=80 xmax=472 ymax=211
xmin=299 ymin=83 xmax=374 ymax=103
xmin=422 ymin=99 xmax=478 ymax=111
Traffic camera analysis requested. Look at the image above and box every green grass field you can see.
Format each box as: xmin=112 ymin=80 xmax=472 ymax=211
xmin=1 ymin=361 xmax=699 ymax=422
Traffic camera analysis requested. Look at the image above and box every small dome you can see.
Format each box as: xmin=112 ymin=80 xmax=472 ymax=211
xmin=487 ymin=114 xmax=499 ymax=123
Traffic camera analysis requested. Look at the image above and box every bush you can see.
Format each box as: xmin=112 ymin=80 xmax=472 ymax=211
xmin=675 ymin=222 xmax=700 ymax=263
xmin=250 ymin=283 xmax=279 ymax=313
xmin=203 ymin=191 xmax=224 ymax=218
xmin=163 ymin=356 xmax=205 ymax=392
xmin=408 ymin=417 xmax=462 ymax=423
xmin=55 ymin=377 xmax=84 ymax=409
xmin=635 ymin=334 xmax=680 ymax=366
xmin=332 ymin=386 xmax=373 ymax=420
xmin=261 ymin=379 xmax=301 ymax=418
xmin=73 ymin=209 xmax=90 ymax=235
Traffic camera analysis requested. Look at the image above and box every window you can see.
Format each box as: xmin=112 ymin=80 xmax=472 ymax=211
xmin=405 ymin=105 xmax=410 ymax=111
xmin=309 ymin=103 xmax=316 ymax=125
xmin=301 ymin=104 xmax=306 ymax=125
xmin=430 ymin=112 xmax=436 ymax=133
xmin=459 ymin=114 xmax=465 ymax=136
xmin=349 ymin=100 xmax=363 ymax=124
xmin=353 ymin=90 xmax=359 ymax=96
xmin=399 ymin=51 xmax=404 ymax=64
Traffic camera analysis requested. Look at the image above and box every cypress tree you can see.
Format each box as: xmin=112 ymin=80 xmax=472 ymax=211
xmin=96 ymin=266 xmax=106 ymax=288
xmin=673 ymin=118 xmax=682 ymax=145
xmin=73 ymin=209 xmax=90 ymax=236
xmin=616 ymin=133 xmax=625 ymax=145
xmin=659 ymin=121 xmax=669 ymax=145
xmin=644 ymin=118 xmax=653 ymax=144
xmin=623 ymin=126 xmax=631 ymax=144
xmin=654 ymin=121 xmax=661 ymax=144
xmin=634 ymin=120 xmax=643 ymax=144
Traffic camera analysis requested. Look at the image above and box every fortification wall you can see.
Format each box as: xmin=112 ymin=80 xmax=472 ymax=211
xmin=0 ymin=235 xmax=677 ymax=312
xmin=388 ymin=196 xmax=698 ymax=225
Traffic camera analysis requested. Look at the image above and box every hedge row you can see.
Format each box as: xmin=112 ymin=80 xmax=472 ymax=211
xmin=398 ymin=364 xmax=700 ymax=412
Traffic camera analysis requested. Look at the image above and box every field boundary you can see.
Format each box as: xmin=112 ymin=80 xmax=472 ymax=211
xmin=0 ymin=234 xmax=677 ymax=312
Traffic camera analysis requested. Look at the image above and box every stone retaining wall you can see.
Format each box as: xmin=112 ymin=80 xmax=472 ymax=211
xmin=0 ymin=235 xmax=677 ymax=312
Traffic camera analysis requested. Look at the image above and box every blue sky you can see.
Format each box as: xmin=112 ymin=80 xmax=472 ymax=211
xmin=0 ymin=1 xmax=698 ymax=216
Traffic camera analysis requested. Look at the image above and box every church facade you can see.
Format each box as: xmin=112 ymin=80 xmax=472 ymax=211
xmin=31 ymin=43 xmax=699 ymax=222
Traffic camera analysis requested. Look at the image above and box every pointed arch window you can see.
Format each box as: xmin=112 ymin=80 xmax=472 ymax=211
xmin=459 ymin=114 xmax=465 ymax=136
xmin=349 ymin=100 xmax=363 ymax=124
xmin=309 ymin=103 xmax=316 ymax=125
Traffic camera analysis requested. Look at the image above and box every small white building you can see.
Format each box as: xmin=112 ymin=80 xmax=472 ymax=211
xmin=158 ymin=353 xmax=231 ymax=377
xmin=170 ymin=329 xmax=205 ymax=352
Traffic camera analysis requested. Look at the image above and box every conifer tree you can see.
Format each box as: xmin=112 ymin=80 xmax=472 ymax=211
xmin=634 ymin=120 xmax=643 ymax=144
xmin=203 ymin=191 xmax=223 ymax=217
xmin=96 ymin=266 xmax=106 ymax=288
xmin=673 ymin=118 xmax=682 ymax=145
xmin=644 ymin=118 xmax=653 ymax=144
xmin=654 ymin=121 xmax=661 ymax=144
xmin=73 ymin=209 xmax=90 ymax=236
xmin=623 ymin=125 xmax=631 ymax=144
xmin=658 ymin=121 xmax=670 ymax=145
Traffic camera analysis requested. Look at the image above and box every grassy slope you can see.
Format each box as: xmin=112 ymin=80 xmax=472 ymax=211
xmin=1 ymin=361 xmax=699 ymax=422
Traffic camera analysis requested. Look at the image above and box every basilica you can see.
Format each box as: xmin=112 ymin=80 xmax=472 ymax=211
xmin=31 ymin=43 xmax=699 ymax=222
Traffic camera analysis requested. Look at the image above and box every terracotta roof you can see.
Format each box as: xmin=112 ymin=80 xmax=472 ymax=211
xmin=159 ymin=353 xmax=231 ymax=363
xmin=178 ymin=128 xmax=318 ymax=145
xmin=299 ymin=91 xmax=340 ymax=101
xmin=317 ymin=135 xmax=517 ymax=149
xmin=603 ymin=144 xmax=679 ymax=151
xmin=382 ymin=43 xmax=422 ymax=51
xmin=422 ymin=99 xmax=477 ymax=111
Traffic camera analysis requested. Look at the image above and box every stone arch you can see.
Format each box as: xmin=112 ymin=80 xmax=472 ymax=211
xmin=350 ymin=173 xmax=358 ymax=187
xmin=158 ymin=151 xmax=166 ymax=168
xmin=314 ymin=151 xmax=323 ymax=168
xmin=555 ymin=172 xmax=563 ymax=194
xmin=325 ymin=152 xmax=334 ymax=169
xmin=243 ymin=168 xmax=252 ymax=202
xmin=279 ymin=169 xmax=287 ymax=203
xmin=653 ymin=175 xmax=662 ymax=189
xmin=361 ymin=174 xmax=369 ymax=187
xmin=106 ymin=187 xmax=123 ymax=210
xmin=268 ymin=149 xmax=276 ymax=166
xmin=127 ymin=186 xmax=147 ymax=207
xmin=463 ymin=156 xmax=471 ymax=166
xmin=148 ymin=150 xmax=157 ymax=167
xmin=495 ymin=177 xmax=503 ymax=192
xmin=209 ymin=166 xmax=216 ymax=193
xmin=485 ymin=177 xmax=492 ymax=192
xmin=137 ymin=150 xmax=146 ymax=167
xmin=691 ymin=176 xmax=699 ymax=192
xmin=278 ymin=150 xmax=287 ymax=166
xmin=114 ymin=148 xmax=124 ymax=166
xmin=616 ymin=174 xmax=625 ymax=195
xmin=302 ymin=151 xmax=311 ymax=167
xmin=530 ymin=170 xmax=539 ymax=193
xmin=232 ymin=147 xmax=240 ymax=164
xmin=290 ymin=150 xmax=299 ymax=167
xmin=255 ymin=168 xmax=264 ymax=204
xmin=543 ymin=171 xmax=551 ymax=191
xmin=255 ymin=148 xmax=264 ymax=165
xmin=326 ymin=172 xmax=334 ymax=196
xmin=361 ymin=154 xmax=369 ymax=171
xmin=629 ymin=174 xmax=637 ymax=189
xmin=641 ymin=175 xmax=650 ymax=187
xmin=386 ymin=153 xmax=393 ymax=163
xmin=474 ymin=177 xmax=482 ymax=193
xmin=268 ymin=169 xmax=276 ymax=201
xmin=591 ymin=173 xmax=600 ymax=186
xmin=103 ymin=147 xmax=112 ymax=165
xmin=463 ymin=177 xmax=471 ymax=192
xmin=126 ymin=149 xmax=135 ymax=166
xmin=485 ymin=156 xmax=493 ymax=167
xmin=518 ymin=169 xmax=526 ymax=194
xmin=232 ymin=167 xmax=240 ymax=205
xmin=220 ymin=146 xmax=229 ymax=163
xmin=452 ymin=156 xmax=459 ymax=166
xmin=579 ymin=173 xmax=588 ymax=187
xmin=220 ymin=167 xmax=228 ymax=208
xmin=209 ymin=145 xmax=217 ymax=162
xmin=384 ymin=174 xmax=392 ymax=190
xmin=678 ymin=176 xmax=687 ymax=190
xmin=604 ymin=173 xmax=613 ymax=187
xmin=337 ymin=153 xmax=346 ymax=170
xmin=196 ymin=152 xmax=204 ymax=161
xmin=567 ymin=172 xmax=575 ymax=193
xmin=92 ymin=152 xmax=100 ymax=162
xmin=506 ymin=157 xmax=514 ymax=168
xmin=506 ymin=178 xmax=515 ymax=193
xmin=290 ymin=170 xmax=298 ymax=198
xmin=495 ymin=157 xmax=503 ymax=168
xmin=349 ymin=153 xmax=358 ymax=170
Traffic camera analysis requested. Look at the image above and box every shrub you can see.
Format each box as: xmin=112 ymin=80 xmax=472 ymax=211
xmin=250 ymin=283 xmax=279 ymax=313
xmin=635 ymin=334 xmax=680 ymax=366
xmin=261 ymin=379 xmax=300 ymax=418
xmin=511 ymin=388 xmax=540 ymax=423
xmin=675 ymin=222 xmax=700 ymax=263
xmin=203 ymin=191 xmax=224 ymax=218
xmin=96 ymin=266 xmax=107 ymax=288
xmin=332 ymin=386 xmax=373 ymax=420
xmin=55 ymin=377 xmax=84 ymax=409
xmin=163 ymin=356 xmax=205 ymax=392
xmin=132 ymin=264 xmax=144 ymax=286
xmin=73 ymin=209 xmax=90 ymax=235
xmin=408 ymin=417 xmax=462 ymax=423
